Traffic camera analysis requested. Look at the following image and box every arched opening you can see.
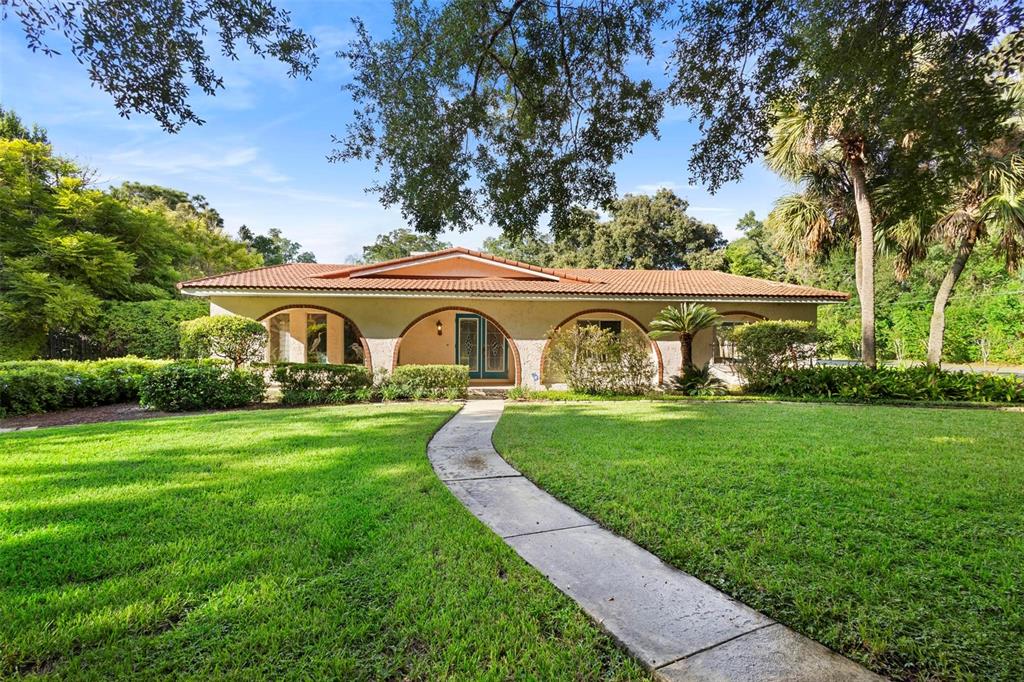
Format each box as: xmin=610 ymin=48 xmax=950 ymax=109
xmin=257 ymin=305 xmax=372 ymax=369
xmin=393 ymin=307 xmax=521 ymax=386
xmin=540 ymin=309 xmax=664 ymax=385
xmin=711 ymin=310 xmax=766 ymax=364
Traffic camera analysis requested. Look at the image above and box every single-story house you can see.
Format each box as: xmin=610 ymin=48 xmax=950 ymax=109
xmin=179 ymin=247 xmax=848 ymax=387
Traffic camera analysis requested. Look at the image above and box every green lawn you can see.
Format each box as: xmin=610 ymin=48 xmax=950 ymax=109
xmin=493 ymin=402 xmax=1024 ymax=681
xmin=0 ymin=405 xmax=646 ymax=680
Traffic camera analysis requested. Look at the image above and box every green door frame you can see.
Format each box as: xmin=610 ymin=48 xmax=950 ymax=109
xmin=455 ymin=313 xmax=508 ymax=379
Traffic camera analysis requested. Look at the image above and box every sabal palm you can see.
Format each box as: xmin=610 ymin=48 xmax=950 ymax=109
xmin=888 ymin=78 xmax=1024 ymax=365
xmin=649 ymin=303 xmax=722 ymax=371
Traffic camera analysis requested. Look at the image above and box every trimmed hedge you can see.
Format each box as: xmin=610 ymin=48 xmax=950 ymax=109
xmin=180 ymin=316 xmax=268 ymax=368
xmin=272 ymin=363 xmax=373 ymax=405
xmin=0 ymin=358 xmax=168 ymax=417
xmin=388 ymin=364 xmax=470 ymax=400
xmin=139 ymin=361 xmax=266 ymax=412
xmin=749 ymin=365 xmax=1024 ymax=403
xmin=92 ymin=299 xmax=209 ymax=358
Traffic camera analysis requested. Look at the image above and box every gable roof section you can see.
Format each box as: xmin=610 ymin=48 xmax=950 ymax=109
xmin=180 ymin=247 xmax=849 ymax=301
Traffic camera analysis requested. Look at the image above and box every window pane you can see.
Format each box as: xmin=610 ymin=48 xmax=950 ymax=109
xmin=268 ymin=313 xmax=290 ymax=363
xmin=343 ymin=318 xmax=364 ymax=364
xmin=458 ymin=317 xmax=479 ymax=371
xmin=484 ymin=320 xmax=506 ymax=373
xmin=306 ymin=313 xmax=328 ymax=363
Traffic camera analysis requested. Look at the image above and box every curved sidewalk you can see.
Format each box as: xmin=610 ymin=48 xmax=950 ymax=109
xmin=428 ymin=400 xmax=882 ymax=681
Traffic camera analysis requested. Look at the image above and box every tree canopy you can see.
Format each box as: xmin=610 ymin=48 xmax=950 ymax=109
xmin=360 ymin=228 xmax=452 ymax=263
xmin=338 ymin=1 xmax=1020 ymax=239
xmin=4 ymin=0 xmax=319 ymax=131
xmin=238 ymin=226 xmax=316 ymax=266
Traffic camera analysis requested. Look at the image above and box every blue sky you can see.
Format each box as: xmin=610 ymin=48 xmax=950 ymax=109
xmin=0 ymin=0 xmax=791 ymax=263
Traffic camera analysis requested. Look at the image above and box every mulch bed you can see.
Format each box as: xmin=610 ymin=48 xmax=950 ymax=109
xmin=0 ymin=403 xmax=184 ymax=431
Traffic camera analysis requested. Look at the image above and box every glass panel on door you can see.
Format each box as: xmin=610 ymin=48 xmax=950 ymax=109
xmin=484 ymin=320 xmax=506 ymax=374
xmin=457 ymin=316 xmax=480 ymax=374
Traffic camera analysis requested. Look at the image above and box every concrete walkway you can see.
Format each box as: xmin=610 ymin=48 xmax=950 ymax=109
xmin=429 ymin=400 xmax=883 ymax=681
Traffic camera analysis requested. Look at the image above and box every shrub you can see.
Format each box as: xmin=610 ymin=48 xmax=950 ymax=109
xmin=90 ymin=299 xmax=209 ymax=358
xmin=180 ymin=315 xmax=268 ymax=367
xmin=730 ymin=320 xmax=818 ymax=387
xmin=750 ymin=365 xmax=1024 ymax=403
xmin=668 ymin=363 xmax=727 ymax=396
xmin=506 ymin=385 xmax=534 ymax=400
xmin=387 ymin=365 xmax=470 ymax=399
xmin=139 ymin=361 xmax=266 ymax=412
xmin=272 ymin=363 xmax=373 ymax=405
xmin=0 ymin=357 xmax=167 ymax=417
xmin=545 ymin=325 xmax=653 ymax=395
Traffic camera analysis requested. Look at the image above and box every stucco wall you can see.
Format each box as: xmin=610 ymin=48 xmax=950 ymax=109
xmin=208 ymin=295 xmax=820 ymax=386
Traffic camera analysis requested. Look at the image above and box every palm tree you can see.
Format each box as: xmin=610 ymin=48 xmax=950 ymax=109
xmin=763 ymin=108 xmax=879 ymax=365
xmin=888 ymin=74 xmax=1024 ymax=365
xmin=649 ymin=303 xmax=723 ymax=373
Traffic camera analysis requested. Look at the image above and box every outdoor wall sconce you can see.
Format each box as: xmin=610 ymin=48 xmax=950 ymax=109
xmin=436 ymin=319 xmax=443 ymax=336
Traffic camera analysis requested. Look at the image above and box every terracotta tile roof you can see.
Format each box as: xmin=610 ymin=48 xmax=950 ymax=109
xmin=179 ymin=247 xmax=848 ymax=301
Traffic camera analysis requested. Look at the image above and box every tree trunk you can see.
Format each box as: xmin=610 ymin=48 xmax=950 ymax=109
xmin=926 ymin=229 xmax=978 ymax=366
xmin=681 ymin=333 xmax=693 ymax=372
xmin=847 ymin=152 xmax=877 ymax=369
xmin=854 ymin=239 xmax=863 ymax=300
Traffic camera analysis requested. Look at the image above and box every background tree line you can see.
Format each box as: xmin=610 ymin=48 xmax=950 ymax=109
xmin=0 ymin=107 xmax=316 ymax=360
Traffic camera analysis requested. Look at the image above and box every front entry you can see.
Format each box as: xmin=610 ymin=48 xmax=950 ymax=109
xmin=455 ymin=313 xmax=509 ymax=379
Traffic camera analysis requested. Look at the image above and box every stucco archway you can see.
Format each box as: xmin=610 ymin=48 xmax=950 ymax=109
xmin=392 ymin=306 xmax=522 ymax=385
xmin=539 ymin=308 xmax=665 ymax=385
xmin=257 ymin=304 xmax=373 ymax=370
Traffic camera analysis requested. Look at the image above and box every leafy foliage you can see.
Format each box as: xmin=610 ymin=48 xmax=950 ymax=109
xmin=138 ymin=361 xmax=266 ymax=412
xmin=0 ymin=136 xmax=260 ymax=359
xmin=360 ymin=228 xmax=452 ymax=263
xmin=545 ymin=325 xmax=653 ymax=395
xmin=730 ymin=321 xmax=818 ymax=387
xmin=6 ymin=0 xmax=318 ymax=132
xmin=387 ymin=365 xmax=470 ymax=400
xmin=272 ymin=363 xmax=373 ymax=405
xmin=648 ymin=303 xmax=723 ymax=370
xmin=0 ymin=357 xmax=168 ymax=416
xmin=179 ymin=316 xmax=268 ymax=368
xmin=750 ymin=364 xmax=1024 ymax=403
xmin=336 ymin=0 xmax=664 ymax=237
xmin=90 ymin=299 xmax=210 ymax=359
xmin=238 ymin=226 xmax=316 ymax=265
xmin=668 ymin=363 xmax=727 ymax=396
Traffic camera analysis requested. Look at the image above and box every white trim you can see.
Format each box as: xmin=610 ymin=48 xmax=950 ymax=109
xmin=181 ymin=287 xmax=844 ymax=305
xmin=346 ymin=252 xmax=562 ymax=281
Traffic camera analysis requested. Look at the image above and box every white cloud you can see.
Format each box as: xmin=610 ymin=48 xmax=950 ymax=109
xmin=632 ymin=180 xmax=681 ymax=194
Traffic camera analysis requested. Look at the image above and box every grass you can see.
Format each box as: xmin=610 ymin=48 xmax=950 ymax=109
xmin=0 ymin=404 xmax=647 ymax=680
xmin=493 ymin=401 xmax=1024 ymax=681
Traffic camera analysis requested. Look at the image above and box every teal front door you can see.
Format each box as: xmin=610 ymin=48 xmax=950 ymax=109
xmin=455 ymin=313 xmax=508 ymax=379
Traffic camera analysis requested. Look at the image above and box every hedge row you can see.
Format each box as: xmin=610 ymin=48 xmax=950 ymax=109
xmin=0 ymin=358 xmax=169 ymax=417
xmin=139 ymin=361 xmax=266 ymax=412
xmin=749 ymin=365 xmax=1024 ymax=403
xmin=272 ymin=363 xmax=470 ymax=405
xmin=272 ymin=363 xmax=374 ymax=405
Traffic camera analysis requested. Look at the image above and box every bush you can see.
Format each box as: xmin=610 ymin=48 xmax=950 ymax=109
xmin=92 ymin=299 xmax=209 ymax=358
xmin=180 ymin=316 xmax=267 ymax=368
xmin=668 ymin=363 xmax=727 ymax=396
xmin=545 ymin=325 xmax=653 ymax=395
xmin=730 ymin=320 xmax=818 ymax=387
xmin=386 ymin=365 xmax=470 ymax=399
xmin=749 ymin=365 xmax=1024 ymax=403
xmin=0 ymin=357 xmax=168 ymax=417
xmin=139 ymin=361 xmax=266 ymax=412
xmin=272 ymin=363 xmax=373 ymax=405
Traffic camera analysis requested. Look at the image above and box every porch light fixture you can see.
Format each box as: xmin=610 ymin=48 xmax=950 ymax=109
xmin=436 ymin=319 xmax=443 ymax=336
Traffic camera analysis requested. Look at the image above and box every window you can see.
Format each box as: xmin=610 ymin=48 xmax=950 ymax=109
xmin=267 ymin=313 xmax=290 ymax=363
xmin=577 ymin=319 xmax=622 ymax=335
xmin=306 ymin=313 xmax=328 ymax=363
xmin=343 ymin=318 xmax=364 ymax=364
